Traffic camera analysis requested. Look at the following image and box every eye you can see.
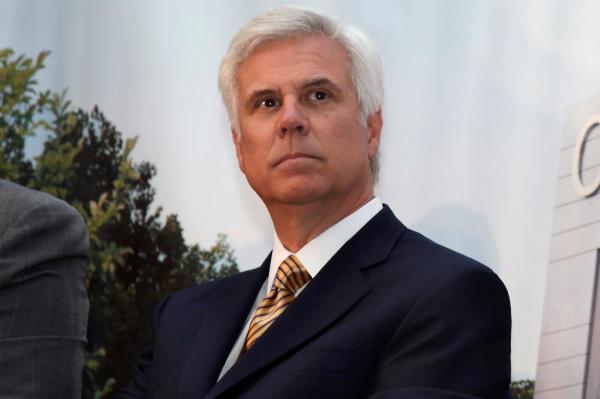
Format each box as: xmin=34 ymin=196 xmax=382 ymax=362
xmin=257 ymin=98 xmax=279 ymax=108
xmin=309 ymin=91 xmax=328 ymax=101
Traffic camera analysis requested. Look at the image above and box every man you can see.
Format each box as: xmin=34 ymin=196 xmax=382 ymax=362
xmin=0 ymin=178 xmax=89 ymax=398
xmin=117 ymin=6 xmax=511 ymax=399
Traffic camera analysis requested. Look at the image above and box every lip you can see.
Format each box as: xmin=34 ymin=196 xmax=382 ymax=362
xmin=273 ymin=152 xmax=319 ymax=167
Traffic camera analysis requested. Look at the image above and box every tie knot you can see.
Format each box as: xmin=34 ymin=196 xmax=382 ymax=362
xmin=273 ymin=254 xmax=311 ymax=293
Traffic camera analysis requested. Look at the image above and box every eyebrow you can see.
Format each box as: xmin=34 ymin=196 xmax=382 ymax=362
xmin=245 ymin=89 xmax=278 ymax=111
xmin=301 ymin=78 xmax=344 ymax=98
xmin=301 ymin=78 xmax=338 ymax=90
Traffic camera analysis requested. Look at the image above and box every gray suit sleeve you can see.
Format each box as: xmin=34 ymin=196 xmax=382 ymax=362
xmin=0 ymin=191 xmax=89 ymax=398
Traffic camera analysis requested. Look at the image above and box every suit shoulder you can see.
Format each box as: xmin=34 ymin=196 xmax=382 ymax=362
xmin=164 ymin=267 xmax=260 ymax=308
xmin=378 ymin=227 xmax=508 ymax=303
xmin=0 ymin=179 xmax=84 ymax=230
xmin=0 ymin=179 xmax=88 ymax=256
xmin=395 ymin=228 xmax=497 ymax=275
xmin=382 ymin=227 xmax=511 ymax=330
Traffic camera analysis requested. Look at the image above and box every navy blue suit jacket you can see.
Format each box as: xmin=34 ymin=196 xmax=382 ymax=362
xmin=115 ymin=205 xmax=512 ymax=398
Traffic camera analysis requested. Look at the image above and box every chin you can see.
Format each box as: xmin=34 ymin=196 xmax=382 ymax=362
xmin=270 ymin=182 xmax=328 ymax=205
xmin=272 ymin=190 xmax=321 ymax=205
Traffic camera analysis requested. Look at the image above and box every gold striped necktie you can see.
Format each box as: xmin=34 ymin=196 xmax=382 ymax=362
xmin=243 ymin=254 xmax=311 ymax=351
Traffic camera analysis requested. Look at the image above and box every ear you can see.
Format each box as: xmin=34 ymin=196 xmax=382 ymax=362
xmin=231 ymin=128 xmax=245 ymax=173
xmin=366 ymin=110 xmax=383 ymax=159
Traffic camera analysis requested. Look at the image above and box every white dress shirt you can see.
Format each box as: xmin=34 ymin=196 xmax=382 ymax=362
xmin=217 ymin=197 xmax=383 ymax=381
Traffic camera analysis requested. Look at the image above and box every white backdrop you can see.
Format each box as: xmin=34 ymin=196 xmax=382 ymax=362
xmin=3 ymin=0 xmax=600 ymax=380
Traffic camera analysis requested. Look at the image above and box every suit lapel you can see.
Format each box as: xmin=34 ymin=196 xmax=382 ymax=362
xmin=178 ymin=256 xmax=270 ymax=398
xmin=204 ymin=206 xmax=406 ymax=399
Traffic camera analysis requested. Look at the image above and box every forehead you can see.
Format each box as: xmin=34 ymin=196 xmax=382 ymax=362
xmin=236 ymin=35 xmax=353 ymax=94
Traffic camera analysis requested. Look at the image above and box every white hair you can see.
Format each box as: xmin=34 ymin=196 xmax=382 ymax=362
xmin=218 ymin=5 xmax=383 ymax=178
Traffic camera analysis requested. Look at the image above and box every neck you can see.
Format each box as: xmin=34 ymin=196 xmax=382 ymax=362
xmin=267 ymin=189 xmax=375 ymax=252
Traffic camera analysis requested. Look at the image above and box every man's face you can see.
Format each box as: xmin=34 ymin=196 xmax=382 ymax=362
xmin=232 ymin=35 xmax=382 ymax=208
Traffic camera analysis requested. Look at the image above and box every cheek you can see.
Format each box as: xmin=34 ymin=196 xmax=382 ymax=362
xmin=238 ymin=132 xmax=271 ymax=171
xmin=335 ymin=118 xmax=370 ymax=156
xmin=244 ymin=135 xmax=268 ymax=157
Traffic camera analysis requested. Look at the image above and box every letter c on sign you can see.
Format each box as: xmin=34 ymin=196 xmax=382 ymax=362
xmin=572 ymin=114 xmax=600 ymax=198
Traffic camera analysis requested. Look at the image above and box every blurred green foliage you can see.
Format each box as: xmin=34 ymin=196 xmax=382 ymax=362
xmin=0 ymin=48 xmax=238 ymax=397
xmin=510 ymin=379 xmax=534 ymax=399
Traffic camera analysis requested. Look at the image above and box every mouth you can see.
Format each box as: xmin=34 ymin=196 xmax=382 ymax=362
xmin=273 ymin=152 xmax=320 ymax=167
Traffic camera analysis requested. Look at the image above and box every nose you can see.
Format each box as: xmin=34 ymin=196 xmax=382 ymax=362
xmin=276 ymin=99 xmax=309 ymax=138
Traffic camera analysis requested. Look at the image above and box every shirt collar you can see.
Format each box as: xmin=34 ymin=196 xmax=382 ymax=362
xmin=268 ymin=197 xmax=383 ymax=290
